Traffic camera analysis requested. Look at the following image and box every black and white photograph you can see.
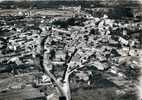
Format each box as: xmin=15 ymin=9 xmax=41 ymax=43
xmin=0 ymin=0 xmax=141 ymax=100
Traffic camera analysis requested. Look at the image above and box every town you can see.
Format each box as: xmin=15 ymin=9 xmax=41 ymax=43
xmin=0 ymin=0 xmax=142 ymax=100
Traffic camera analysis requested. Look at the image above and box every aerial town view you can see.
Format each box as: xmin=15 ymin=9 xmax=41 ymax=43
xmin=0 ymin=0 xmax=142 ymax=100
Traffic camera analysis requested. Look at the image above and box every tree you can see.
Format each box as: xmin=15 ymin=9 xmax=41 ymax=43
xmin=39 ymin=27 xmax=96 ymax=100
xmin=37 ymin=15 xmax=118 ymax=100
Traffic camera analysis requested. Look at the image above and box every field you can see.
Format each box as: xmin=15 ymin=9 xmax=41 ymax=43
xmin=0 ymin=9 xmax=75 ymax=17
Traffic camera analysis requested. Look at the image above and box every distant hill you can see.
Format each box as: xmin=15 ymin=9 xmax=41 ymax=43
xmin=0 ymin=0 xmax=141 ymax=18
xmin=0 ymin=0 xmax=141 ymax=9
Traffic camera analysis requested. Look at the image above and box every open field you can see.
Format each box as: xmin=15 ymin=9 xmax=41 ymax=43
xmin=0 ymin=9 xmax=75 ymax=17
